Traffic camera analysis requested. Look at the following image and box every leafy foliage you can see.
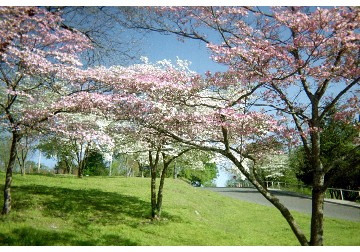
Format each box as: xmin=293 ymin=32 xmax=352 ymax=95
xmin=84 ymin=150 xmax=108 ymax=176
xmin=38 ymin=136 xmax=76 ymax=175
xmin=182 ymin=162 xmax=218 ymax=187
xmin=170 ymin=150 xmax=218 ymax=186
xmin=290 ymin=113 xmax=360 ymax=190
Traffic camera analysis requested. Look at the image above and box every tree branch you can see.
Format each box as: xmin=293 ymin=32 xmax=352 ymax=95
xmin=320 ymin=77 xmax=360 ymax=120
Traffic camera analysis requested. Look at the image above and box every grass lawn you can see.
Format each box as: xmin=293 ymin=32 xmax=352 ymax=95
xmin=0 ymin=172 xmax=359 ymax=246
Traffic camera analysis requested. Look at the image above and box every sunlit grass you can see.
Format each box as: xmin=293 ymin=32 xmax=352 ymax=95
xmin=0 ymin=172 xmax=359 ymax=245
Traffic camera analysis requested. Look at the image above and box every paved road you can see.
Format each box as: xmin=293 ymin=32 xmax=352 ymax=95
xmin=204 ymin=187 xmax=360 ymax=222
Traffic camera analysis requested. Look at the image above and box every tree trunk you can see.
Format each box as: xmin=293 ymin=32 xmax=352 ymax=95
xmin=310 ymin=178 xmax=325 ymax=245
xmin=251 ymin=178 xmax=309 ymax=246
xmin=157 ymin=155 xmax=171 ymax=218
xmin=150 ymin=168 xmax=157 ymax=218
xmin=21 ymin=151 xmax=27 ymax=176
xmin=149 ymin=150 xmax=160 ymax=219
xmin=78 ymin=144 xmax=89 ymax=178
xmin=309 ymin=128 xmax=325 ymax=246
xmin=37 ymin=151 xmax=41 ymax=173
xmin=109 ymin=157 xmax=112 ymax=176
xmin=78 ymin=159 xmax=84 ymax=178
xmin=2 ymin=132 xmax=20 ymax=215
xmin=64 ymin=158 xmax=71 ymax=174
xmin=224 ymin=151 xmax=309 ymax=246
xmin=21 ymin=164 xmax=25 ymax=176
xmin=17 ymin=154 xmax=25 ymax=176
xmin=173 ymin=161 xmax=177 ymax=179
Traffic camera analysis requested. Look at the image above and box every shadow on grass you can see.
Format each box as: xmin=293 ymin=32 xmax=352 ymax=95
xmin=13 ymin=184 xmax=153 ymax=223
xmin=0 ymin=184 xmax=182 ymax=245
xmin=0 ymin=227 xmax=138 ymax=245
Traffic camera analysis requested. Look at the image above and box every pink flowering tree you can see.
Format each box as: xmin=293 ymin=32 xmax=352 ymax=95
xmin=120 ymin=6 xmax=360 ymax=245
xmin=94 ymin=58 xmax=288 ymax=221
xmin=0 ymin=7 xmax=95 ymax=214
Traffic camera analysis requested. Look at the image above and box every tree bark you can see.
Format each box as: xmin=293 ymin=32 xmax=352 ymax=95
xmin=77 ymin=156 xmax=83 ymax=178
xmin=150 ymin=173 xmax=157 ymax=218
xmin=156 ymin=154 xmax=171 ymax=218
xmin=20 ymin=165 xmax=25 ymax=176
xmin=37 ymin=151 xmax=41 ymax=173
xmin=17 ymin=155 xmax=25 ymax=176
xmin=77 ymin=144 xmax=90 ymax=178
xmin=310 ymin=178 xmax=325 ymax=245
xmin=251 ymin=178 xmax=309 ymax=246
xmin=64 ymin=158 xmax=71 ymax=174
xmin=17 ymin=148 xmax=27 ymax=176
xmin=309 ymin=127 xmax=325 ymax=246
xmin=173 ymin=161 xmax=177 ymax=179
xmin=2 ymin=132 xmax=20 ymax=215
xmin=77 ymin=146 xmax=84 ymax=178
xmin=149 ymin=150 xmax=160 ymax=219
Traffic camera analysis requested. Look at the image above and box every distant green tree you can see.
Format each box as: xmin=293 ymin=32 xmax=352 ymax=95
xmin=187 ymin=162 xmax=218 ymax=187
xmin=37 ymin=136 xmax=94 ymax=177
xmin=289 ymin=112 xmax=360 ymax=192
xmin=38 ymin=137 xmax=76 ymax=175
xmin=54 ymin=158 xmax=75 ymax=175
xmin=16 ymin=135 xmax=36 ymax=176
xmin=109 ymin=153 xmax=141 ymax=177
xmin=24 ymin=160 xmax=36 ymax=174
xmin=84 ymin=150 xmax=108 ymax=176
xmin=175 ymin=150 xmax=218 ymax=187
xmin=225 ymin=176 xmax=237 ymax=187
xmin=39 ymin=164 xmax=51 ymax=174
xmin=226 ymin=176 xmax=253 ymax=188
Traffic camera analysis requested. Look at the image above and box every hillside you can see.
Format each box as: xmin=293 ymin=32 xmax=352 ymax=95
xmin=0 ymin=173 xmax=359 ymax=245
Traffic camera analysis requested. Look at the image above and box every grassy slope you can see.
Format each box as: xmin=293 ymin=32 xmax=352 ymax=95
xmin=0 ymin=173 xmax=359 ymax=246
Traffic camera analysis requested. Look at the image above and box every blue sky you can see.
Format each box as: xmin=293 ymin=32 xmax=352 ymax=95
xmin=144 ymin=32 xmax=227 ymax=75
